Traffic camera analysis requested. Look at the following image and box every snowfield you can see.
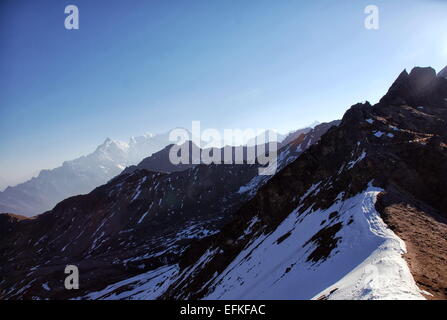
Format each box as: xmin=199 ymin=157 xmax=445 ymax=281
xmin=202 ymin=184 xmax=424 ymax=300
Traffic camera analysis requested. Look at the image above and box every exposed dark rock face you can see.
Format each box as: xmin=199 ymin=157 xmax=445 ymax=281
xmin=303 ymin=222 xmax=343 ymax=263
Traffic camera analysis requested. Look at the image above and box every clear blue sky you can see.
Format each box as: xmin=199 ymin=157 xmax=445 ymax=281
xmin=0 ymin=0 xmax=446 ymax=189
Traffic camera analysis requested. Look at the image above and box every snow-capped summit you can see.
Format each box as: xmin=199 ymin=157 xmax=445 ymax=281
xmin=0 ymin=132 xmax=177 ymax=217
xmin=93 ymin=138 xmax=129 ymax=161
xmin=127 ymin=131 xmax=181 ymax=164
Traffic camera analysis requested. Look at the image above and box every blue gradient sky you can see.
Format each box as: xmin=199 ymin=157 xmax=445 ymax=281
xmin=1 ymin=0 xmax=446 ymax=189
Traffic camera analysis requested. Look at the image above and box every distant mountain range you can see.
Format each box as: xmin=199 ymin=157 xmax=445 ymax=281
xmin=0 ymin=126 xmax=314 ymax=217
xmin=0 ymin=131 xmax=177 ymax=217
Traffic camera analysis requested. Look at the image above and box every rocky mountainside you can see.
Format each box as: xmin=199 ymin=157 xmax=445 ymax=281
xmin=0 ymin=123 xmax=334 ymax=300
xmin=0 ymin=132 xmax=179 ymax=217
xmin=158 ymin=66 xmax=447 ymax=300
xmin=1 ymin=66 xmax=445 ymax=300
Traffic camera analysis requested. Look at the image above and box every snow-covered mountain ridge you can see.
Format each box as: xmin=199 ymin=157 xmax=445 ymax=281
xmin=0 ymin=132 xmax=178 ymax=217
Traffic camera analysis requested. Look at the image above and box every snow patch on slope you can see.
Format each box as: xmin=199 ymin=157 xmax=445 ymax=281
xmin=79 ymin=265 xmax=178 ymax=300
xmin=346 ymin=151 xmax=366 ymax=170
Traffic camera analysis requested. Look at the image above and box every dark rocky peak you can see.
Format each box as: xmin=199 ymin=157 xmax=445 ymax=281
xmin=340 ymin=102 xmax=373 ymax=126
xmin=122 ymin=141 xmax=200 ymax=175
xmin=380 ymin=66 xmax=446 ymax=107
xmin=124 ymin=139 xmax=284 ymax=176
xmin=408 ymin=67 xmax=437 ymax=94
